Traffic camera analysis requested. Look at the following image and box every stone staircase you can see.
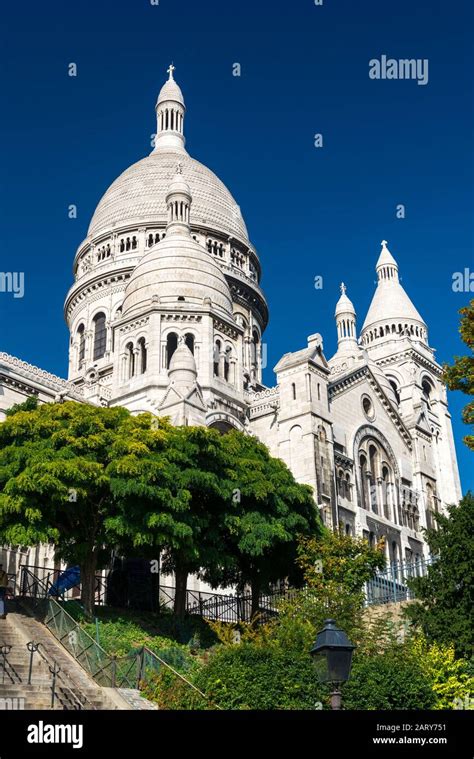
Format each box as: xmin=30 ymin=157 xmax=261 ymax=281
xmin=0 ymin=601 xmax=122 ymax=710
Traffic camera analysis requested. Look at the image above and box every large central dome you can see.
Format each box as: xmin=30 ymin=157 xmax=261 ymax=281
xmin=88 ymin=148 xmax=249 ymax=242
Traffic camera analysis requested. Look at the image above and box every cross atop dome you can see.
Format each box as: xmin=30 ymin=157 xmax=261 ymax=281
xmin=376 ymin=239 xmax=398 ymax=275
xmin=154 ymin=65 xmax=186 ymax=151
xmin=340 ymin=282 xmax=347 ymax=295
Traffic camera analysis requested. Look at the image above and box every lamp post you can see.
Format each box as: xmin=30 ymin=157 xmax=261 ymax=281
xmin=310 ymin=619 xmax=355 ymax=710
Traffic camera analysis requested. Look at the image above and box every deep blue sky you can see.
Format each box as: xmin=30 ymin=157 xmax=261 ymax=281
xmin=1 ymin=0 xmax=472 ymax=490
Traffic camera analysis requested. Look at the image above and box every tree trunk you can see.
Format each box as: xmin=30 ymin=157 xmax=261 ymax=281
xmin=81 ymin=547 xmax=98 ymax=618
xmin=174 ymin=564 xmax=189 ymax=619
xmin=251 ymin=575 xmax=261 ymax=619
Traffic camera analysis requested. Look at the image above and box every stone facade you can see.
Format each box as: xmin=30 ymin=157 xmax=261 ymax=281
xmin=0 ymin=68 xmax=462 ymax=578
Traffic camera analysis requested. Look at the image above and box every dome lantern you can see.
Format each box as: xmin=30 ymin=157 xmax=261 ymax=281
xmin=376 ymin=240 xmax=399 ymax=283
xmin=154 ymin=64 xmax=186 ymax=152
xmin=165 ymin=162 xmax=192 ymax=236
xmin=335 ymin=282 xmax=358 ymax=352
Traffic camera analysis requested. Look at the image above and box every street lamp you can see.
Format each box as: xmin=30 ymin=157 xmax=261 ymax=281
xmin=310 ymin=618 xmax=355 ymax=710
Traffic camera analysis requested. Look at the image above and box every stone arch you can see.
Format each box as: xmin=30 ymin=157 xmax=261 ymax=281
xmin=353 ymin=425 xmax=401 ymax=518
xmin=206 ymin=411 xmax=245 ymax=433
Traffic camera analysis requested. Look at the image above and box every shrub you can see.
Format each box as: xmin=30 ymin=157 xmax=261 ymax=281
xmin=141 ymin=668 xmax=211 ymax=710
xmin=193 ymin=643 xmax=326 ymax=710
xmin=408 ymin=636 xmax=474 ymax=710
xmin=343 ymin=645 xmax=435 ymax=710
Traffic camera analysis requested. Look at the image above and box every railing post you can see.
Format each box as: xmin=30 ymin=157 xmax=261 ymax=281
xmin=111 ymin=655 xmax=117 ymax=688
xmin=136 ymin=649 xmax=144 ymax=689
xmin=49 ymin=661 xmax=61 ymax=709
xmin=26 ymin=641 xmax=39 ymax=685
xmin=391 ymin=561 xmax=398 ymax=603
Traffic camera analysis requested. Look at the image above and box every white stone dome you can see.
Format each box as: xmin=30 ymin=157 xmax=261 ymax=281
xmin=121 ymin=232 xmax=234 ymax=318
xmin=157 ymin=76 xmax=184 ymax=106
xmin=87 ymin=149 xmax=248 ymax=242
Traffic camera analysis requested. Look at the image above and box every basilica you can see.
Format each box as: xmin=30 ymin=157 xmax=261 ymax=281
xmin=0 ymin=67 xmax=461 ymax=577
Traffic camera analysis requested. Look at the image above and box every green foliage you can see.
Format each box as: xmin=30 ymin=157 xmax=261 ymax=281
xmin=405 ymin=494 xmax=474 ymax=658
xmin=193 ymin=643 xmax=326 ymax=710
xmin=442 ymin=299 xmax=474 ymax=449
xmin=141 ymin=668 xmax=211 ymax=710
xmin=408 ymin=636 xmax=474 ymax=709
xmin=343 ymin=644 xmax=436 ymax=710
xmin=5 ymin=396 xmax=39 ymax=417
xmin=209 ymin=430 xmax=321 ymax=603
xmin=0 ymin=401 xmax=142 ymax=613
xmin=261 ymin=530 xmax=386 ymax=653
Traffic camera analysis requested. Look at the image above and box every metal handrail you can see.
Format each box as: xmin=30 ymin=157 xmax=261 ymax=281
xmin=35 ymin=642 xmax=95 ymax=711
xmin=0 ymin=646 xmax=22 ymax=684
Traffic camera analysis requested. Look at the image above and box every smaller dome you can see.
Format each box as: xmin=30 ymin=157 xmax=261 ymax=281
xmin=169 ymin=340 xmax=197 ymax=389
xmin=376 ymin=240 xmax=398 ymax=270
xmin=166 ymin=167 xmax=191 ymax=199
xmin=157 ymin=66 xmax=184 ymax=106
xmin=121 ymin=234 xmax=233 ymax=318
xmin=335 ymin=283 xmax=355 ymax=316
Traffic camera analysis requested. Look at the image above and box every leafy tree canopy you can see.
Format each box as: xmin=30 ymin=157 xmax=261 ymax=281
xmin=405 ymin=493 xmax=474 ymax=659
xmin=443 ymin=299 xmax=474 ymax=449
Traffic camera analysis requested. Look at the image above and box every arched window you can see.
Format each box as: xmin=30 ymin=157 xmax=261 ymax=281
xmin=126 ymin=342 xmax=135 ymax=379
xmin=359 ymin=454 xmax=368 ymax=509
xmin=422 ymin=379 xmax=434 ymax=407
xmin=251 ymin=329 xmax=260 ymax=367
xmin=213 ymin=339 xmax=221 ymax=376
xmin=292 ymin=382 xmax=296 ymax=400
xmin=77 ymin=324 xmax=85 ymax=364
xmin=389 ymin=379 xmax=401 ymax=405
xmin=224 ymin=346 xmax=231 ymax=381
xmin=184 ymin=333 xmax=195 ymax=354
xmin=345 ymin=472 xmax=351 ymax=502
xmin=166 ymin=333 xmax=178 ymax=368
xmin=93 ymin=313 xmax=107 ymax=360
xmin=138 ymin=338 xmax=147 ymax=374
xmin=369 ymin=445 xmax=378 ymax=513
xmin=391 ymin=541 xmax=399 ymax=565
xmin=382 ymin=465 xmax=391 ymax=520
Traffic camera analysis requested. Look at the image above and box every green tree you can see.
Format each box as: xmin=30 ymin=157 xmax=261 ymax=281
xmin=107 ymin=425 xmax=234 ymax=618
xmin=269 ymin=530 xmax=386 ymax=649
xmin=5 ymin=396 xmax=39 ymax=417
xmin=405 ymin=494 xmax=474 ymax=658
xmin=0 ymin=401 xmax=145 ymax=614
xmin=210 ymin=430 xmax=322 ymax=616
xmin=443 ymin=299 xmax=474 ymax=450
